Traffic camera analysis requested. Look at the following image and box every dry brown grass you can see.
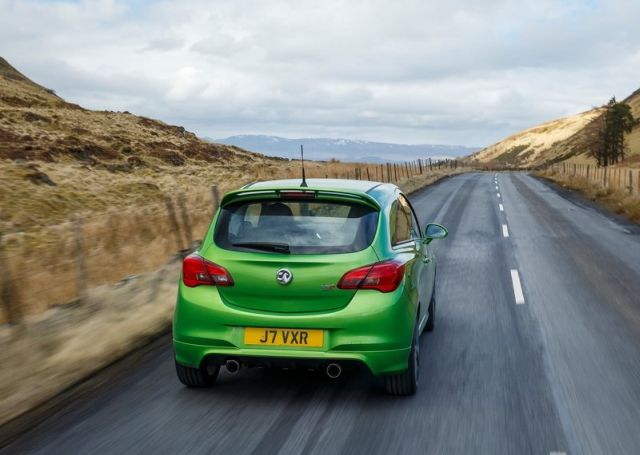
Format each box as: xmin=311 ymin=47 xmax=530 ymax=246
xmin=471 ymin=109 xmax=602 ymax=167
xmin=1 ymin=159 xmax=461 ymax=323
xmin=472 ymin=86 xmax=640 ymax=169
xmin=536 ymin=168 xmax=640 ymax=224
xmin=0 ymin=259 xmax=181 ymax=427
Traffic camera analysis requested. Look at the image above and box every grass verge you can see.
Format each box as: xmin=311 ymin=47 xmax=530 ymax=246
xmin=535 ymin=170 xmax=640 ymax=224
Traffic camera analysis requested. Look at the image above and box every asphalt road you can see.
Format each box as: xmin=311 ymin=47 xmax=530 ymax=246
xmin=4 ymin=172 xmax=640 ymax=455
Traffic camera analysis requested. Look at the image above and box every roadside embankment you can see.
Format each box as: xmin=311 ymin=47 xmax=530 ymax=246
xmin=0 ymin=259 xmax=180 ymax=431
xmin=536 ymin=162 xmax=640 ymax=224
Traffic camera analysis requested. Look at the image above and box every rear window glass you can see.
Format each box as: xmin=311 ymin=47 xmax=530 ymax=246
xmin=214 ymin=199 xmax=379 ymax=254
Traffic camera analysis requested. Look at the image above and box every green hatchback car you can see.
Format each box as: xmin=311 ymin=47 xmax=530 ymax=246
xmin=173 ymin=178 xmax=447 ymax=395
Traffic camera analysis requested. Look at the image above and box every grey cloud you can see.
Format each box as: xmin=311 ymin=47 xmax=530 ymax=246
xmin=1 ymin=0 xmax=639 ymax=147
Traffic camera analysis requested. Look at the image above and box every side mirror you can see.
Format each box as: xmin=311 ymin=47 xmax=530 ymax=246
xmin=423 ymin=223 xmax=448 ymax=244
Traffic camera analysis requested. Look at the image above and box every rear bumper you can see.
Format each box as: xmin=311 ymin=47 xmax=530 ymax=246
xmin=173 ymin=283 xmax=417 ymax=376
xmin=174 ymin=341 xmax=410 ymax=376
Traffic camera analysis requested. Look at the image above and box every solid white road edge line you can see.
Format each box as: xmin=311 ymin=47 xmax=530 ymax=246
xmin=502 ymin=224 xmax=509 ymax=237
xmin=510 ymin=269 xmax=525 ymax=304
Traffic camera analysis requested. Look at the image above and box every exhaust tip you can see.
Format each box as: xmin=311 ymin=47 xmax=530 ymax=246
xmin=326 ymin=363 xmax=342 ymax=379
xmin=226 ymin=359 xmax=240 ymax=374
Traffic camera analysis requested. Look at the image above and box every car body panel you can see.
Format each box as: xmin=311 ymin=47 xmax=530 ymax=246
xmin=173 ymin=178 xmax=436 ymax=376
xmin=204 ymin=245 xmax=380 ymax=313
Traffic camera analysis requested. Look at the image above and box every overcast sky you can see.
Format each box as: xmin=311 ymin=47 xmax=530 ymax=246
xmin=1 ymin=0 xmax=639 ymax=147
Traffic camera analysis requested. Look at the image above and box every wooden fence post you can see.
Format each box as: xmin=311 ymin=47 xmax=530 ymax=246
xmin=177 ymin=193 xmax=194 ymax=249
xmin=618 ymin=169 xmax=622 ymax=190
xmin=211 ymin=185 xmax=220 ymax=215
xmin=0 ymin=234 xmax=22 ymax=325
xmin=165 ymin=196 xmax=184 ymax=252
xmin=366 ymin=167 xmax=371 ymax=180
xmin=74 ymin=216 xmax=88 ymax=305
xmin=418 ymin=159 xmax=423 ymax=174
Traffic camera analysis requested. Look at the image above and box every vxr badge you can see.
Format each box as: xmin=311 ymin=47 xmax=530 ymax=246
xmin=276 ymin=268 xmax=293 ymax=285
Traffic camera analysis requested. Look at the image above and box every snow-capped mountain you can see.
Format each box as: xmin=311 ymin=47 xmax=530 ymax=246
xmin=212 ymin=135 xmax=480 ymax=162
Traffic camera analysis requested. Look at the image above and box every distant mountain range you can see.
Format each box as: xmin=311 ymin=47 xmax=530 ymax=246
xmin=212 ymin=135 xmax=481 ymax=162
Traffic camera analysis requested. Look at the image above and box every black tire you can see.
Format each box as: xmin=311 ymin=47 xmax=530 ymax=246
xmin=175 ymin=362 xmax=219 ymax=388
xmin=425 ymin=285 xmax=436 ymax=332
xmin=383 ymin=325 xmax=419 ymax=396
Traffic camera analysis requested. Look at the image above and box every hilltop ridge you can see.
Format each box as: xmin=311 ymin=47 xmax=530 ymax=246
xmin=472 ymin=87 xmax=640 ymax=168
xmin=0 ymin=56 xmax=258 ymax=168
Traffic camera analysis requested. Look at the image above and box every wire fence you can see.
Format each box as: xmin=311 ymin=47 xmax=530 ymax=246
xmin=0 ymin=158 xmax=460 ymax=324
xmin=548 ymin=162 xmax=640 ymax=195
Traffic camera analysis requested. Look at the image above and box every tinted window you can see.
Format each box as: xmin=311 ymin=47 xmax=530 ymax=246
xmin=390 ymin=195 xmax=421 ymax=245
xmin=400 ymin=195 xmax=422 ymax=240
xmin=215 ymin=199 xmax=379 ymax=254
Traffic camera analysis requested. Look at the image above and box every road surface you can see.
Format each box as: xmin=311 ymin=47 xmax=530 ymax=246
xmin=4 ymin=172 xmax=640 ymax=455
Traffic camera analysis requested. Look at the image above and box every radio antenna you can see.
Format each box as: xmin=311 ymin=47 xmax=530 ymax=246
xmin=300 ymin=144 xmax=308 ymax=187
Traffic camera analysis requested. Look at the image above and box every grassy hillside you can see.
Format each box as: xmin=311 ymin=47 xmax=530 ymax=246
xmin=0 ymin=57 xmax=259 ymax=166
xmin=622 ymin=88 xmax=640 ymax=165
xmin=0 ymin=57 xmax=353 ymax=234
xmin=471 ymin=109 xmax=602 ymax=167
xmin=472 ymin=88 xmax=640 ymax=168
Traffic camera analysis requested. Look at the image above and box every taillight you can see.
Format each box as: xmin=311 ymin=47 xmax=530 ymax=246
xmin=337 ymin=260 xmax=405 ymax=293
xmin=182 ymin=254 xmax=234 ymax=287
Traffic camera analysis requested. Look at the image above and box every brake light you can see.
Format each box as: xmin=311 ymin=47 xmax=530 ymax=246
xmin=279 ymin=190 xmax=316 ymax=199
xmin=337 ymin=260 xmax=405 ymax=293
xmin=182 ymin=254 xmax=234 ymax=287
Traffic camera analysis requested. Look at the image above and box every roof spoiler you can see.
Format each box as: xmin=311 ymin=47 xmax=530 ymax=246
xmin=220 ymin=187 xmax=380 ymax=209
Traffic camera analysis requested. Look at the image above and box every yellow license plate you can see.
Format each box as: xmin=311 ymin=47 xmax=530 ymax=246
xmin=244 ymin=327 xmax=324 ymax=347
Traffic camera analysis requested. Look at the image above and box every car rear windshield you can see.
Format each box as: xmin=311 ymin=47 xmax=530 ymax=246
xmin=214 ymin=199 xmax=379 ymax=254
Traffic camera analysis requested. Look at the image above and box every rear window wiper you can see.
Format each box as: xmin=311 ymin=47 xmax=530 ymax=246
xmin=231 ymin=242 xmax=291 ymax=254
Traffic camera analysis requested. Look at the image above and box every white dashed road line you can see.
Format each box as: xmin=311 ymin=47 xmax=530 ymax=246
xmin=510 ymin=269 xmax=525 ymax=304
xmin=494 ymin=178 xmax=525 ymax=306
xmin=502 ymin=224 xmax=510 ymax=237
